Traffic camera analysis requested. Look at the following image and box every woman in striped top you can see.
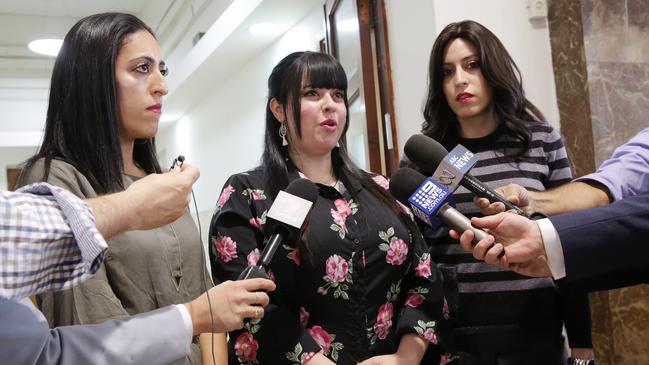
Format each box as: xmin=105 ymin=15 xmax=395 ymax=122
xmin=416 ymin=20 xmax=593 ymax=364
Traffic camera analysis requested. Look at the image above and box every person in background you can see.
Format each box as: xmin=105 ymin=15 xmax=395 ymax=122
xmin=1 ymin=167 xmax=276 ymax=365
xmin=209 ymin=51 xmax=455 ymax=365
xmin=17 ymin=12 xmax=224 ymax=365
xmin=409 ymin=20 xmax=593 ymax=364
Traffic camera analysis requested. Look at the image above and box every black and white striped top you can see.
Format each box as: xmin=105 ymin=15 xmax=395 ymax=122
xmin=422 ymin=122 xmax=591 ymax=347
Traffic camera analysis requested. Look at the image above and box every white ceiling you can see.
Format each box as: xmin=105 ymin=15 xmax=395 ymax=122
xmin=0 ymin=0 xmax=322 ymax=147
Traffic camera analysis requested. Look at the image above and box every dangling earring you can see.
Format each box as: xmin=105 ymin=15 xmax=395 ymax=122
xmin=279 ymin=122 xmax=289 ymax=146
xmin=335 ymin=140 xmax=340 ymax=148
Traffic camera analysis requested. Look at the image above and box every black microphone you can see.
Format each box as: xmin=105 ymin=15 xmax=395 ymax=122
xmin=404 ymin=134 xmax=528 ymax=217
xmin=389 ymin=167 xmax=489 ymax=245
xmin=238 ymin=178 xmax=318 ymax=280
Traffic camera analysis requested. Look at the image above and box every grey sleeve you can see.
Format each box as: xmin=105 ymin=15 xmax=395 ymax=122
xmin=0 ymin=298 xmax=190 ymax=365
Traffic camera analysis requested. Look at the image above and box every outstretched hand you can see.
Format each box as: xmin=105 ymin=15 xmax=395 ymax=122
xmin=452 ymin=212 xmax=552 ymax=277
xmin=474 ymin=183 xmax=536 ymax=216
xmin=128 ymin=163 xmax=200 ymax=230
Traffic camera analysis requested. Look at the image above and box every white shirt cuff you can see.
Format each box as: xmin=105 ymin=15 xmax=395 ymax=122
xmin=175 ymin=304 xmax=194 ymax=339
xmin=537 ymin=218 xmax=566 ymax=280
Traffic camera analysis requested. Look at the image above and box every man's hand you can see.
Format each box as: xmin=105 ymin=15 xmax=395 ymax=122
xmin=88 ymin=164 xmax=199 ymax=239
xmin=126 ymin=164 xmax=200 ymax=230
xmin=185 ymin=278 xmax=276 ymax=335
xmin=452 ymin=212 xmax=552 ymax=277
xmin=474 ymin=183 xmax=536 ymax=215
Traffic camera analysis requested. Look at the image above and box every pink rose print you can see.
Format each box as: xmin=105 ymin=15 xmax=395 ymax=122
xmin=300 ymin=307 xmax=310 ymax=326
xmin=247 ymin=249 xmax=260 ymax=266
xmin=331 ymin=209 xmax=347 ymax=229
xmin=249 ymin=216 xmax=262 ymax=229
xmin=215 ymin=235 xmax=238 ymax=263
xmin=415 ymin=257 xmax=432 ymax=278
xmin=334 ymin=198 xmax=352 ymax=217
xmin=309 ymin=326 xmax=333 ymax=354
xmin=267 ymin=269 xmax=276 ymax=282
xmin=234 ymin=332 xmax=259 ymax=362
xmin=217 ymin=185 xmax=235 ymax=206
xmin=375 ymin=302 xmax=394 ymax=340
xmin=288 ymin=247 xmax=301 ymax=266
xmin=422 ymin=329 xmax=438 ymax=344
xmin=385 ymin=237 xmax=408 ymax=266
xmin=301 ymin=352 xmax=316 ymax=364
xmin=405 ymin=292 xmax=424 ymax=308
xmin=326 ymin=255 xmax=349 ymax=283
xmin=372 ymin=175 xmax=390 ymax=190
xmin=443 ymin=299 xmax=450 ymax=317
xmin=251 ymin=189 xmax=265 ymax=200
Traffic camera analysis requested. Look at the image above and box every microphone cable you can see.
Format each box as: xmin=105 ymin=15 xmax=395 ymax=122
xmin=171 ymin=155 xmax=218 ymax=365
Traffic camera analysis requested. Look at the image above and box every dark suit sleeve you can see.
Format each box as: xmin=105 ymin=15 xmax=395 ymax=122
xmin=550 ymin=193 xmax=649 ymax=284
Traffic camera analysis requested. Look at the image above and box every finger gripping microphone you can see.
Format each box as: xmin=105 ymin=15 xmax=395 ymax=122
xmin=238 ymin=178 xmax=318 ymax=280
xmin=389 ymin=167 xmax=489 ymax=245
xmin=404 ymin=134 xmax=528 ymax=217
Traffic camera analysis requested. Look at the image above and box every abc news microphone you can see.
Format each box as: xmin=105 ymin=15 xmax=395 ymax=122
xmin=404 ymin=134 xmax=528 ymax=217
xmin=238 ymin=179 xmax=318 ymax=280
xmin=389 ymin=167 xmax=489 ymax=245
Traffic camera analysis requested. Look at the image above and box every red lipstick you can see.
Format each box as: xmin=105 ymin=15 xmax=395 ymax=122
xmin=456 ymin=92 xmax=474 ymax=104
xmin=147 ymin=103 xmax=162 ymax=114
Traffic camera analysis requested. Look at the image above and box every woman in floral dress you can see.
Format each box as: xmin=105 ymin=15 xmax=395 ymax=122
xmin=209 ymin=51 xmax=455 ymax=365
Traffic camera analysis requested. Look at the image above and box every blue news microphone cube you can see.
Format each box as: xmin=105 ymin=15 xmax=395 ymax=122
xmin=408 ymin=178 xmax=453 ymax=228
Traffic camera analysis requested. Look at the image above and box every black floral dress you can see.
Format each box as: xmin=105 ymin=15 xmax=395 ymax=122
xmin=209 ymin=165 xmax=455 ymax=365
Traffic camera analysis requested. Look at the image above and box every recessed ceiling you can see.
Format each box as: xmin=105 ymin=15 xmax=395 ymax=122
xmin=0 ymin=0 xmax=322 ymax=147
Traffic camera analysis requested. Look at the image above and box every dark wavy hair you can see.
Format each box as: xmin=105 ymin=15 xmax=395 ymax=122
xmin=261 ymin=51 xmax=403 ymax=215
xmin=20 ymin=12 xmax=161 ymax=193
xmin=422 ymin=20 xmax=545 ymax=154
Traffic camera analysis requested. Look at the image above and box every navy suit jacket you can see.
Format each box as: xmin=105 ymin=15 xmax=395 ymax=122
xmin=549 ymin=193 xmax=649 ymax=289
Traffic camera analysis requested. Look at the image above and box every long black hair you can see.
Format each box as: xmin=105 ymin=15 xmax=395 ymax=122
xmin=20 ymin=12 xmax=161 ymax=194
xmin=262 ymin=51 xmax=403 ymax=216
xmin=423 ymin=20 xmax=545 ymax=154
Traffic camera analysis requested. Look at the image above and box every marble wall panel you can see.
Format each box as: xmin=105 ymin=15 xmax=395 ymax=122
xmin=582 ymin=0 xmax=649 ymax=64
xmin=550 ymin=1 xmax=649 ymax=364
xmin=587 ymin=62 xmax=649 ymax=165
xmin=547 ymin=0 xmax=595 ymax=177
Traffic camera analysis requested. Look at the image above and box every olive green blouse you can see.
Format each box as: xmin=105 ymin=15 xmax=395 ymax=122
xmin=21 ymin=158 xmax=210 ymax=365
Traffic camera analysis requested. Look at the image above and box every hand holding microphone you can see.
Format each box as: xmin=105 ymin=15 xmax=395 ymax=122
xmin=238 ymin=178 xmax=319 ymax=280
xmin=404 ymin=134 xmax=529 ymax=217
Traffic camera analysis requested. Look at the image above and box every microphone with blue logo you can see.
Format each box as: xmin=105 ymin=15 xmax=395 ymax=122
xmin=389 ymin=167 xmax=489 ymax=245
xmin=404 ymin=134 xmax=528 ymax=217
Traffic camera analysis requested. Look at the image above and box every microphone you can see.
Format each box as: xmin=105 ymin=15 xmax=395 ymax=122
xmin=404 ymin=134 xmax=528 ymax=217
xmin=238 ymin=178 xmax=318 ymax=280
xmin=389 ymin=167 xmax=489 ymax=245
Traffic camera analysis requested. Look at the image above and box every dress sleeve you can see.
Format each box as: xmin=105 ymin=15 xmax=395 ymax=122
xmin=394 ymin=227 xmax=456 ymax=361
xmin=209 ymin=174 xmax=321 ymax=364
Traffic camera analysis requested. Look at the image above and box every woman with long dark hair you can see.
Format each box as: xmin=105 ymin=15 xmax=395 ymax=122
xmin=209 ymin=51 xmax=455 ymax=364
xmin=416 ymin=20 xmax=593 ymax=364
xmin=18 ymin=12 xmax=226 ymax=365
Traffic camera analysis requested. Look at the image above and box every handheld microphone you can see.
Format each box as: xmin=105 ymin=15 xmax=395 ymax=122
xmin=404 ymin=134 xmax=528 ymax=217
xmin=238 ymin=178 xmax=319 ymax=280
xmin=389 ymin=167 xmax=489 ymax=245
